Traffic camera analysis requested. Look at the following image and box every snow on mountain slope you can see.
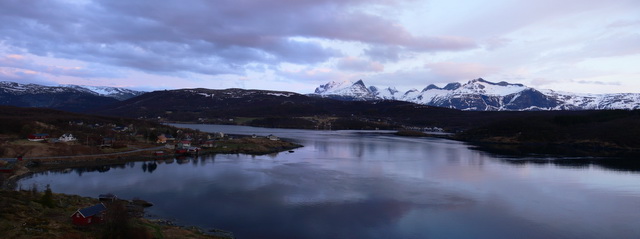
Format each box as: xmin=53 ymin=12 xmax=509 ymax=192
xmin=0 ymin=81 xmax=145 ymax=101
xmin=311 ymin=78 xmax=640 ymax=111
xmin=455 ymin=79 xmax=527 ymax=96
xmin=370 ymin=86 xmax=400 ymax=100
xmin=313 ymin=80 xmax=376 ymax=99
xmin=62 ymin=84 xmax=145 ymax=100
xmin=314 ymin=80 xmax=352 ymax=94
xmin=0 ymin=81 xmax=75 ymax=94
xmin=542 ymin=90 xmax=640 ymax=110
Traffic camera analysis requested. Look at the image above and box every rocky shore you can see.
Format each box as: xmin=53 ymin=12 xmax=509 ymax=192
xmin=0 ymin=189 xmax=232 ymax=239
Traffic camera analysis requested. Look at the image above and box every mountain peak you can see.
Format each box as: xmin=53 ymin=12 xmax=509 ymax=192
xmin=468 ymin=78 xmax=487 ymax=84
xmin=466 ymin=78 xmax=524 ymax=87
xmin=423 ymin=84 xmax=440 ymax=91
xmin=353 ymin=79 xmax=366 ymax=87
xmin=314 ymin=80 xmax=353 ymax=94
xmin=312 ymin=79 xmax=374 ymax=99
xmin=443 ymin=82 xmax=462 ymax=90
xmin=61 ymin=84 xmax=146 ymax=101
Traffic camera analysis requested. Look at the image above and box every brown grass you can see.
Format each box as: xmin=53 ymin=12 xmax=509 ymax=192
xmin=0 ymin=190 xmax=227 ymax=239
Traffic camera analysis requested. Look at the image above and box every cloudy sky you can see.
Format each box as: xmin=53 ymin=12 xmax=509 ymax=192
xmin=0 ymin=0 xmax=638 ymax=93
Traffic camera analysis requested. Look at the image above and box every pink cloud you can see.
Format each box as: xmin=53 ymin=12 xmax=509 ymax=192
xmin=0 ymin=54 xmax=103 ymax=78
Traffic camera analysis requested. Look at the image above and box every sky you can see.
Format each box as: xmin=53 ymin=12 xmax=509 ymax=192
xmin=0 ymin=0 xmax=639 ymax=94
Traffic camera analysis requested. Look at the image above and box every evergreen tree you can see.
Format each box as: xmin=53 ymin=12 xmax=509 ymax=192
xmin=40 ymin=184 xmax=54 ymax=208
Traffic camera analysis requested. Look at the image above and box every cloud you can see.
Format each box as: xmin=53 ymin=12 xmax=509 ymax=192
xmin=367 ymin=68 xmax=440 ymax=90
xmin=364 ymin=45 xmax=403 ymax=63
xmin=582 ymin=34 xmax=640 ymax=58
xmin=0 ymin=54 xmax=108 ymax=78
xmin=574 ymin=80 xmax=621 ymax=86
xmin=529 ymin=78 xmax=554 ymax=86
xmin=425 ymin=62 xmax=499 ymax=82
xmin=278 ymin=66 xmax=363 ymax=88
xmin=439 ymin=0 xmax=637 ymax=38
xmin=483 ymin=37 xmax=512 ymax=50
xmin=0 ymin=67 xmax=50 ymax=85
xmin=0 ymin=0 xmax=637 ymax=93
xmin=0 ymin=0 xmax=475 ymax=79
xmin=336 ymin=57 xmax=384 ymax=72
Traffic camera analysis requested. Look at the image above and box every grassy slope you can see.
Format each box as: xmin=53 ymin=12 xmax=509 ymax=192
xmin=0 ymin=189 xmax=226 ymax=239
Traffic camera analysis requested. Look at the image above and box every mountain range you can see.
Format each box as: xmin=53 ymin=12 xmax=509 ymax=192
xmin=0 ymin=81 xmax=145 ymax=112
xmin=312 ymin=78 xmax=640 ymax=111
xmin=2 ymin=79 xmax=640 ymax=114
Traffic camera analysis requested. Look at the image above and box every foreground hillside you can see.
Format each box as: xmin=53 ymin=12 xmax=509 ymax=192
xmin=0 ymin=189 xmax=225 ymax=239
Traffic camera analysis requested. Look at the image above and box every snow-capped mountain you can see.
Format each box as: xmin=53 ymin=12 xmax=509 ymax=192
xmin=311 ymin=78 xmax=640 ymax=111
xmin=62 ymin=85 xmax=146 ymax=101
xmin=314 ymin=80 xmax=376 ymax=100
xmin=0 ymin=81 xmax=145 ymax=100
xmin=0 ymin=81 xmax=146 ymax=112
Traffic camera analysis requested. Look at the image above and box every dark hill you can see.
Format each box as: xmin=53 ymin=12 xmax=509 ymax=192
xmin=92 ymin=88 xmax=640 ymax=154
xmin=93 ymin=88 xmax=479 ymax=128
xmin=92 ymin=88 xmax=594 ymax=130
xmin=0 ymin=89 xmax=119 ymax=113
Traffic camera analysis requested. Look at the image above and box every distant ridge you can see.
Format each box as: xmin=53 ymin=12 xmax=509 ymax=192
xmin=0 ymin=81 xmax=145 ymax=112
xmin=311 ymin=78 xmax=640 ymax=111
xmin=61 ymin=84 xmax=146 ymax=101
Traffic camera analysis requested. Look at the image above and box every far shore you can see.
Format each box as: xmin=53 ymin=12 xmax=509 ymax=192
xmin=1 ymin=136 xmax=301 ymax=190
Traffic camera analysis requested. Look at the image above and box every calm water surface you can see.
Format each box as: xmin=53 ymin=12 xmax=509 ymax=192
xmin=18 ymin=124 xmax=640 ymax=239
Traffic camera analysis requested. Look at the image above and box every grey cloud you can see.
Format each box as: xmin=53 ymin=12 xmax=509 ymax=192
xmin=268 ymin=39 xmax=343 ymax=64
xmin=0 ymin=68 xmax=50 ymax=84
xmin=0 ymin=0 xmax=476 ymax=77
xmin=367 ymin=68 xmax=443 ymax=89
xmin=0 ymin=55 xmax=113 ymax=78
xmin=336 ymin=57 xmax=384 ymax=72
xmin=364 ymin=45 xmax=403 ymax=63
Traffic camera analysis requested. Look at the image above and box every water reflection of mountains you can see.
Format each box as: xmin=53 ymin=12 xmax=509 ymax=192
xmin=470 ymin=143 xmax=640 ymax=172
xmin=46 ymin=156 xmax=205 ymax=176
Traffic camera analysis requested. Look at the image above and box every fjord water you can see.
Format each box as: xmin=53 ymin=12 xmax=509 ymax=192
xmin=18 ymin=124 xmax=640 ymax=239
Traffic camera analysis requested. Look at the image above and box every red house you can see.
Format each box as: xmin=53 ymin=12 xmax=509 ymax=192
xmin=27 ymin=133 xmax=49 ymax=142
xmin=71 ymin=203 xmax=107 ymax=225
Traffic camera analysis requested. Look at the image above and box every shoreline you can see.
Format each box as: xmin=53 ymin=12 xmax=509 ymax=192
xmin=0 ymin=136 xmax=300 ymax=238
xmin=171 ymin=121 xmax=640 ymax=156
xmin=390 ymin=130 xmax=640 ymax=158
xmin=1 ymin=132 xmax=302 ymax=185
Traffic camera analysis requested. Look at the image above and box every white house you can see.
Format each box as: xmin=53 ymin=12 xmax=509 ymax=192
xmin=59 ymin=134 xmax=77 ymax=142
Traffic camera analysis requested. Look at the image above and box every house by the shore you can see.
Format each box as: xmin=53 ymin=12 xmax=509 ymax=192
xmin=27 ymin=133 xmax=49 ymax=142
xmin=59 ymin=134 xmax=77 ymax=142
xmin=71 ymin=203 xmax=107 ymax=225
